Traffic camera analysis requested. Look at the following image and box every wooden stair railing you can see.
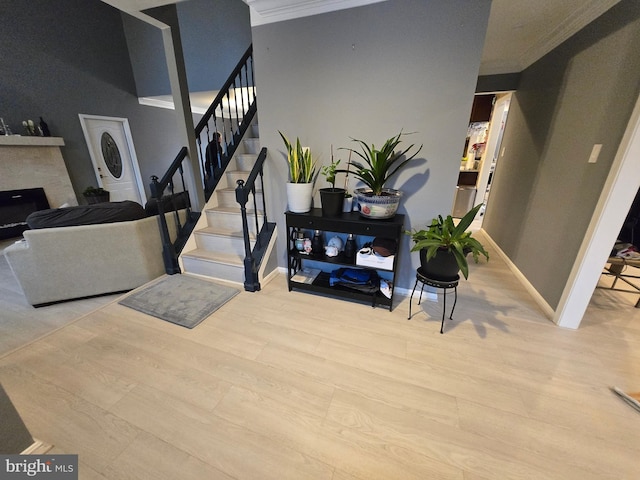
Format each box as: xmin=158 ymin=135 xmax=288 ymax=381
xmin=150 ymin=147 xmax=199 ymax=275
xmin=196 ymin=45 xmax=257 ymax=202
xmin=151 ymin=44 xmax=270 ymax=290
xmin=235 ymin=147 xmax=275 ymax=291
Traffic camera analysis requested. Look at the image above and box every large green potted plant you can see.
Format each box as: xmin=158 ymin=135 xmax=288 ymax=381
xmin=338 ymin=131 xmax=422 ymax=219
xmin=319 ymin=158 xmax=346 ymax=217
xmin=407 ymin=203 xmax=489 ymax=280
xmin=279 ymin=131 xmax=317 ymax=213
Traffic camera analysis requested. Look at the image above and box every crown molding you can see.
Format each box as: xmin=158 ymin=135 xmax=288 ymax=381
xmin=243 ymin=0 xmax=387 ymax=26
xmin=518 ymin=0 xmax=620 ymax=71
xmin=479 ymin=59 xmax=525 ymax=77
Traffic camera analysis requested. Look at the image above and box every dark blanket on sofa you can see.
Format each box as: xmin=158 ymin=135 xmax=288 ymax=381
xmin=144 ymin=191 xmax=190 ymax=216
xmin=26 ymin=201 xmax=147 ymax=229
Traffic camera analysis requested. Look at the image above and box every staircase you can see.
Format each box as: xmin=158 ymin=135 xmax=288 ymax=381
xmin=178 ymin=118 xmax=277 ymax=286
xmin=151 ymin=44 xmax=277 ymax=291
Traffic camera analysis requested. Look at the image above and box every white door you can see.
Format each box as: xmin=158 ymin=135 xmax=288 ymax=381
xmin=79 ymin=114 xmax=146 ymax=204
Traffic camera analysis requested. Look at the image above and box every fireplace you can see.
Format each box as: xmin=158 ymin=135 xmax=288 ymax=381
xmin=0 ymin=188 xmax=50 ymax=239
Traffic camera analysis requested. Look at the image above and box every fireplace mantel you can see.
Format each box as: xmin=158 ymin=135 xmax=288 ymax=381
xmin=0 ymin=136 xmax=77 ymax=208
xmin=0 ymin=136 xmax=64 ymax=147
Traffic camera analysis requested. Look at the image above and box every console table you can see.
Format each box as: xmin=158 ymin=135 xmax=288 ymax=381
xmin=285 ymin=209 xmax=404 ymax=311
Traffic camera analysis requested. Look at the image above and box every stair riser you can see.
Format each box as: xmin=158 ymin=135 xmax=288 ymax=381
xmin=205 ymin=210 xmax=263 ymax=234
xmin=216 ymin=189 xmax=263 ymax=209
xmin=182 ymin=257 xmax=244 ymax=283
xmin=194 ymin=232 xmax=255 ymax=254
xmin=243 ymin=138 xmax=260 ymax=154
xmin=236 ymin=154 xmax=257 ymax=171
xmin=227 ymin=171 xmax=249 ymax=185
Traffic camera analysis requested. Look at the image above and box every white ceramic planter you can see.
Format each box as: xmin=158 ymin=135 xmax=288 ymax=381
xmin=286 ymin=182 xmax=313 ymax=213
xmin=353 ymin=188 xmax=402 ymax=219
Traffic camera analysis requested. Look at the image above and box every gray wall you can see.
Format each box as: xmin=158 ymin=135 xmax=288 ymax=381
xmin=0 ymin=0 xmax=185 ymax=202
xmin=483 ymin=0 xmax=640 ymax=309
xmin=252 ymin=0 xmax=491 ymax=289
xmin=123 ymin=0 xmax=252 ymax=97
xmin=178 ymin=0 xmax=252 ymax=93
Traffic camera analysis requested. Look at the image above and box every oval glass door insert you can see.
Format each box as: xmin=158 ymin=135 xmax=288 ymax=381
xmin=100 ymin=132 xmax=123 ymax=178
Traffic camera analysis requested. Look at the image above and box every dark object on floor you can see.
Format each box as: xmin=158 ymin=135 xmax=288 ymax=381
xmin=0 ymin=383 xmax=34 ymax=454
xmin=119 ymin=274 xmax=239 ymax=329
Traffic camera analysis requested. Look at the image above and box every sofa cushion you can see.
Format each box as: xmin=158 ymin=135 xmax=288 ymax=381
xmin=26 ymin=201 xmax=147 ymax=229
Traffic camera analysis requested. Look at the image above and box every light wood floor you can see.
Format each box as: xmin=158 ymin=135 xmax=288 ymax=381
xmin=1 ymin=233 xmax=640 ymax=479
xmin=0 ymin=240 xmax=120 ymax=357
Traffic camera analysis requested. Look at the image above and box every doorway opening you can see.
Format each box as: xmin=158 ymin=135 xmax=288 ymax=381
xmin=453 ymin=92 xmax=512 ymax=231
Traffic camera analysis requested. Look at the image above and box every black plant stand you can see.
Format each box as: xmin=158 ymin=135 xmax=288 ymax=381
xmin=408 ymin=268 xmax=459 ymax=334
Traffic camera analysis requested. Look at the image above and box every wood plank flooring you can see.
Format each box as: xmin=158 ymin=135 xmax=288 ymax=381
xmin=0 ymin=242 xmax=121 ymax=357
xmin=1 ymin=232 xmax=640 ymax=479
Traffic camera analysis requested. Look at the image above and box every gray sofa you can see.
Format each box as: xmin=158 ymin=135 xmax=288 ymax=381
xmin=4 ymin=202 xmax=185 ymax=306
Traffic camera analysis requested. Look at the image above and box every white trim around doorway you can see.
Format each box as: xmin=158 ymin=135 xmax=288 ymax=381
xmin=78 ymin=114 xmax=147 ymax=204
xmin=554 ymin=93 xmax=640 ymax=329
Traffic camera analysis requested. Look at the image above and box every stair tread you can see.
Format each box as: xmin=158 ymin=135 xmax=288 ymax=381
xmin=182 ymin=248 xmax=244 ymax=266
xmin=206 ymin=206 xmax=264 ymax=215
xmin=195 ymin=225 xmax=256 ymax=239
xmin=218 ymin=186 xmax=262 ymax=193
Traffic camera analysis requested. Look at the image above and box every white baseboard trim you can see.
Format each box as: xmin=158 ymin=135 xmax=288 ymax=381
xmin=480 ymin=229 xmax=556 ymax=321
xmin=261 ymin=267 xmax=281 ymax=287
xmin=21 ymin=439 xmax=53 ymax=454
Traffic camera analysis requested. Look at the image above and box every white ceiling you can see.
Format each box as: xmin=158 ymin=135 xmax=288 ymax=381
xmin=480 ymin=0 xmax=619 ymax=75
xmin=108 ymin=0 xmax=621 ymax=106
xmin=241 ymin=0 xmax=620 ymax=74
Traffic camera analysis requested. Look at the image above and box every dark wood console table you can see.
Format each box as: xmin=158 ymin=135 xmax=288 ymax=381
xmin=285 ymin=209 xmax=404 ymax=311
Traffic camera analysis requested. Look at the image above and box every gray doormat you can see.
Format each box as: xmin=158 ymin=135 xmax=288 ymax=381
xmin=119 ymin=275 xmax=239 ymax=329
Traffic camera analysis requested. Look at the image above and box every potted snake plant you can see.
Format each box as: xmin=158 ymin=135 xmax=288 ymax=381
xmin=279 ymin=131 xmax=317 ymax=213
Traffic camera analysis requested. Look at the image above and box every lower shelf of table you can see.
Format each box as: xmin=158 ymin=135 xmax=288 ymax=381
xmin=288 ymin=271 xmax=394 ymax=310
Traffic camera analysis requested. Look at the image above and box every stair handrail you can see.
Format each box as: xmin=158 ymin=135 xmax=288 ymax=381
xmin=235 ymin=147 xmax=275 ymax=292
xmin=150 ymin=44 xmax=257 ymax=275
xmin=196 ymin=44 xmax=257 ymax=201
xmin=150 ymin=147 xmax=198 ymax=274
xmin=195 ymin=45 xmax=254 ymax=135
